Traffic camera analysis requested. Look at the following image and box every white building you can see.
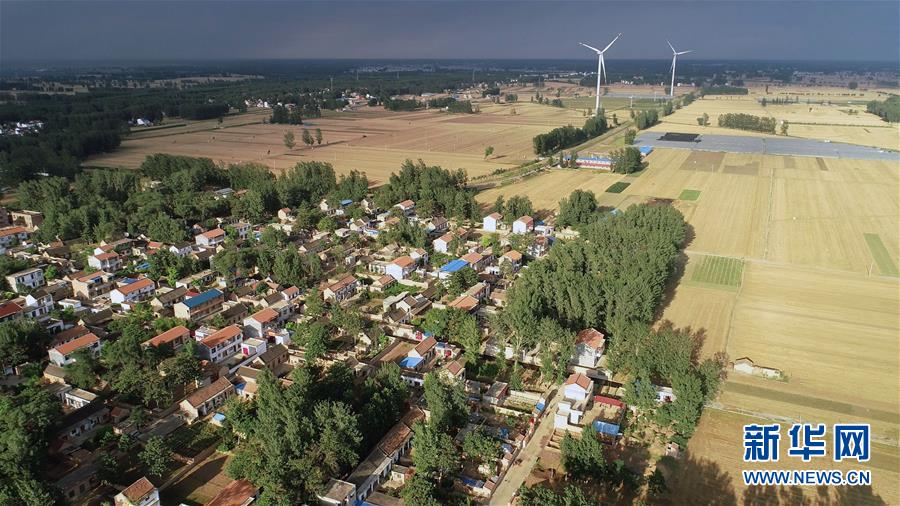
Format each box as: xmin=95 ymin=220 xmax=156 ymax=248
xmin=482 ymin=212 xmax=502 ymax=232
xmin=110 ymin=278 xmax=156 ymax=305
xmin=5 ymin=267 xmax=44 ymax=293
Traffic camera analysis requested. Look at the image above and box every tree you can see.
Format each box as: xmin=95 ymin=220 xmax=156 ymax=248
xmin=0 ymin=320 xmax=49 ymax=371
xmin=609 ymin=146 xmax=643 ymax=174
xmin=305 ymin=289 xmax=325 ymax=318
xmin=484 ymin=146 xmax=494 ymax=159
xmin=849 ymin=81 xmax=858 ymax=90
xmin=302 ymin=322 xmax=329 ymax=361
xmin=781 ymin=119 xmax=789 ymax=136
xmin=313 ymin=401 xmax=362 ymax=476
xmin=422 ymin=373 xmax=467 ymax=431
xmin=402 ymin=474 xmax=442 ymax=506
xmin=561 ymin=433 xmax=606 ymax=481
xmin=518 ymin=484 xmax=599 ymax=506
xmin=623 ymin=129 xmax=636 ymax=145
xmin=503 ymin=195 xmax=533 ymax=224
xmin=314 ymin=128 xmax=323 ymax=145
xmin=302 ymin=129 xmax=314 ymax=147
xmin=557 ymin=189 xmax=599 ymax=229
xmin=283 ymin=130 xmax=296 ymax=149
xmin=411 ymin=422 xmax=460 ymax=480
xmin=648 ymin=467 xmax=668 ymax=496
xmin=64 ymin=349 xmax=98 ymax=389
xmin=140 ymin=436 xmax=172 ymax=477
xmin=462 ymin=429 xmax=501 ymax=466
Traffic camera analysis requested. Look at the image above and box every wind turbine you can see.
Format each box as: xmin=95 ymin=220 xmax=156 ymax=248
xmin=667 ymin=40 xmax=692 ymax=97
xmin=579 ymin=33 xmax=621 ymax=115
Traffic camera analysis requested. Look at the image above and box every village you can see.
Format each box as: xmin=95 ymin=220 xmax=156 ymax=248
xmin=0 ymin=176 xmax=683 ymax=506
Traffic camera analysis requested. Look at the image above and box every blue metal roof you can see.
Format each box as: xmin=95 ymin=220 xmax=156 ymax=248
xmin=212 ymin=412 xmax=226 ymax=422
xmin=440 ymin=259 xmax=470 ymax=273
xmin=593 ymin=420 xmax=620 ymax=436
xmin=340 ymin=199 xmax=354 ymax=206
xmin=399 ymin=356 xmax=423 ymax=369
xmin=182 ymin=288 xmax=223 ymax=309
xmin=639 ymin=145 xmax=653 ymax=155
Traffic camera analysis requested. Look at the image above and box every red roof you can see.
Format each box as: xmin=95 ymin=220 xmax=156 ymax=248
xmin=502 ymin=250 xmax=523 ymax=262
xmin=185 ymin=377 xmax=233 ymax=408
xmin=147 ymin=326 xmax=190 ymax=347
xmin=204 ymin=479 xmax=258 ymax=506
xmin=200 ymin=325 xmax=242 ymax=348
xmin=594 ymin=395 xmax=625 ymax=409
xmin=516 ymin=215 xmax=534 ymax=226
xmin=0 ymin=226 xmax=27 ymax=238
xmin=94 ymin=251 xmax=119 ymax=261
xmin=327 ymin=275 xmax=357 ymax=293
xmin=392 ymin=255 xmax=414 ymax=268
xmin=117 ymin=477 xmax=156 ymax=504
xmin=437 ymin=232 xmax=453 ymax=243
xmin=0 ymin=302 xmax=22 ymax=319
xmin=576 ymin=328 xmax=606 ymax=349
xmin=396 ymin=199 xmax=415 ymax=209
xmin=115 ymin=277 xmax=154 ymax=295
xmin=460 ymin=252 xmax=483 ymax=265
xmin=250 ymin=308 xmax=278 ymax=324
xmin=54 ymin=333 xmax=99 ymax=356
xmin=446 ymin=361 xmax=464 ymax=376
xmin=565 ymin=372 xmax=592 ymax=391
xmin=413 ymin=335 xmax=437 ymax=356
xmin=448 ymin=295 xmax=479 ymax=312
xmin=486 ymin=212 xmax=502 ymax=220
xmin=54 ymin=325 xmax=89 ymax=342
xmin=377 ymin=274 xmax=396 ymax=286
xmin=200 ymin=228 xmax=226 ymax=239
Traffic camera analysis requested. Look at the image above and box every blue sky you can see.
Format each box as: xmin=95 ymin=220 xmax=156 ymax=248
xmin=2 ymin=1 xmax=898 ymax=62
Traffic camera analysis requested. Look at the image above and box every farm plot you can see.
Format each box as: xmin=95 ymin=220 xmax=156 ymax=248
xmin=475 ymin=170 xmax=626 ymax=211
xmin=87 ymin=102 xmax=586 ymax=184
xmin=689 ymin=254 xmax=743 ymax=289
xmin=721 ymin=261 xmax=900 ymax=438
xmin=670 ymin=409 xmax=900 ymax=506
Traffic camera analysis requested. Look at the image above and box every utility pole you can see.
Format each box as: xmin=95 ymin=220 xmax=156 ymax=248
xmin=330 ymin=76 xmax=333 ymax=90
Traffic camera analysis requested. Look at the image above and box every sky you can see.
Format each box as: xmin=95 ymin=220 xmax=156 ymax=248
xmin=2 ymin=0 xmax=899 ymax=62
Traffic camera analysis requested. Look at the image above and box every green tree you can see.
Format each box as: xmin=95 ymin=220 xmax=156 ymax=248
xmin=518 ymin=484 xmax=599 ymax=506
xmin=302 ymin=128 xmax=314 ymax=147
xmin=283 ymin=130 xmax=295 ymax=149
xmin=0 ymin=320 xmax=49 ymax=371
xmin=411 ymin=422 xmax=460 ymax=480
xmin=484 ymin=146 xmax=494 ymax=159
xmin=422 ymin=373 xmax=467 ymax=431
xmin=402 ymin=474 xmax=442 ymax=506
xmin=314 ymin=128 xmax=323 ymax=145
xmin=462 ymin=429 xmax=501 ymax=465
xmin=561 ymin=433 xmax=606 ymax=481
xmin=64 ymin=349 xmax=98 ymax=389
xmin=557 ymin=189 xmax=599 ymax=229
xmin=140 ymin=436 xmax=172 ymax=477
xmin=302 ymin=322 xmax=329 ymax=361
xmin=609 ymin=146 xmax=643 ymax=174
xmin=781 ymin=120 xmax=789 ymax=136
xmin=623 ymin=129 xmax=636 ymax=145
xmin=313 ymin=401 xmax=362 ymax=476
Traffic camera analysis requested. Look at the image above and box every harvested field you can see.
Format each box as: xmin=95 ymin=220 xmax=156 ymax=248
xmin=475 ymin=169 xmax=625 ymax=211
xmin=87 ymin=102 xmax=587 ymax=184
xmin=670 ymin=409 xmax=900 ymax=506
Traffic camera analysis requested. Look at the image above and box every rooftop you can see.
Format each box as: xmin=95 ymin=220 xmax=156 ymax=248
xmin=181 ymin=289 xmax=224 ymax=309
xmin=185 ymin=377 xmax=233 ymax=408
xmin=53 ymin=332 xmax=99 ymax=356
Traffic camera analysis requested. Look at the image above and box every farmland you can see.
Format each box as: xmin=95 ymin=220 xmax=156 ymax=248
xmin=86 ymin=100 xmax=587 ymax=184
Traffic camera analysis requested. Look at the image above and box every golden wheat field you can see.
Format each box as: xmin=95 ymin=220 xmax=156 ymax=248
xmin=87 ymin=101 xmax=588 ymax=184
xmin=668 ymin=409 xmax=900 ymax=506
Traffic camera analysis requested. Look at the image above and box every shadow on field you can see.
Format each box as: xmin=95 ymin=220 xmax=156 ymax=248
xmin=742 ymin=484 xmax=885 ymax=506
xmin=659 ymin=452 xmax=737 ymax=505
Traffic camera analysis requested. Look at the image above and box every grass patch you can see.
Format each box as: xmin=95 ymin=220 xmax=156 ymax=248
xmin=678 ymin=189 xmax=701 ymax=201
xmin=690 ymin=255 xmax=743 ymax=289
xmin=169 ymin=422 xmax=222 ymax=458
xmin=606 ymin=182 xmax=631 ymax=193
xmin=863 ymin=233 xmax=899 ymax=277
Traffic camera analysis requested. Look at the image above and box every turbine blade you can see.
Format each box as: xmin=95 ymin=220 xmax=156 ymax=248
xmin=667 ymin=40 xmax=676 ymax=53
xmin=677 ymin=50 xmax=693 ymax=55
xmin=579 ymin=42 xmax=602 ymax=53
xmin=601 ymin=33 xmax=622 ymax=53
xmin=601 ymin=54 xmax=608 ymax=84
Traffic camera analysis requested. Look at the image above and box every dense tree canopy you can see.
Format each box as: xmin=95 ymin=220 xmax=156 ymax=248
xmin=374 ymin=159 xmax=478 ymax=220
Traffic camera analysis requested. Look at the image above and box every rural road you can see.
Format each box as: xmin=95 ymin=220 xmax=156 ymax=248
xmin=490 ymin=385 xmax=564 ymax=506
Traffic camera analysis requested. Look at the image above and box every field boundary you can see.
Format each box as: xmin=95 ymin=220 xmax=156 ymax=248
xmin=864 ymin=233 xmax=900 ymax=277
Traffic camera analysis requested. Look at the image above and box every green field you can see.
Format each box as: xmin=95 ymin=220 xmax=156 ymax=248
xmin=863 ymin=233 xmax=900 ymax=277
xmin=606 ymin=181 xmax=631 ymax=193
xmin=690 ymin=255 xmax=744 ymax=288
xmin=678 ymin=189 xmax=701 ymax=201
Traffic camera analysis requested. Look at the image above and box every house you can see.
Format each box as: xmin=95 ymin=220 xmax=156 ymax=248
xmin=52 ymin=325 xmax=90 ymax=347
xmin=150 ymin=286 xmax=188 ymax=310
xmin=71 ymin=271 xmax=115 ymax=300
xmin=563 ymin=373 xmax=594 ymax=402
xmin=174 ymin=288 xmax=225 ymax=322
xmin=212 ymin=188 xmax=235 ymax=200
xmin=499 ymin=250 xmax=523 ymax=271
xmin=48 ymin=333 xmax=101 ymax=367
xmin=231 ymin=222 xmax=251 ymax=241
xmin=110 ymin=278 xmax=156 ymax=305
xmin=528 ymin=236 xmax=550 ymax=258
xmin=176 ymin=269 xmax=216 ymax=289
xmin=512 ymin=215 xmax=534 ymax=234
xmin=22 ymin=288 xmax=53 ymax=320
xmin=241 ymin=338 xmax=267 ymax=357
xmin=252 ymin=344 xmax=289 ymax=373
xmin=144 ymin=325 xmax=190 ymax=351
xmin=205 ymin=479 xmax=258 ymax=506
xmin=9 ymin=210 xmax=43 ymax=231
xmin=426 ymin=217 xmax=448 ymax=235
xmin=394 ymin=199 xmax=415 ymax=215
xmin=346 ymin=409 xmax=423 ymax=503
xmin=198 ymin=325 xmax=243 ymax=364
xmin=5 ymin=267 xmax=45 ymax=293
xmin=0 ymin=301 xmax=23 ymax=323
xmin=432 ymin=232 xmax=453 ymax=254
xmin=196 ymin=228 xmax=226 ymax=248
xmin=573 ymin=328 xmax=605 ymax=369
xmin=243 ymin=308 xmax=278 ymax=338
xmin=408 ymin=335 xmax=436 ymax=361
xmin=371 ymin=274 xmax=396 ymax=293
xmin=88 ymin=251 xmax=122 ymax=272
xmin=0 ymin=226 xmax=29 ymax=248
xmin=442 ymin=360 xmax=465 ymax=382
xmin=482 ymin=212 xmax=502 ymax=232
xmin=323 ymin=275 xmax=358 ymax=302
xmin=114 ymin=477 xmax=160 ymax=506
xmin=219 ymin=303 xmax=250 ymax=326
xmin=318 ymin=478 xmax=356 ymax=506
xmin=460 ymin=251 xmax=487 ymax=272
xmin=484 ymin=381 xmax=508 ymax=405
xmin=168 ymin=242 xmax=193 ymax=257
xmin=277 ymin=207 xmax=293 ymax=221
xmin=448 ymin=295 xmax=479 ymax=313
xmin=385 ymin=256 xmax=416 ymax=280
xmin=438 ymin=258 xmax=469 ymax=280
xmin=179 ymin=377 xmax=235 ymax=423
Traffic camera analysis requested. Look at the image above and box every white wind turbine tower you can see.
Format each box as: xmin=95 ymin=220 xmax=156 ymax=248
xmin=667 ymin=40 xmax=692 ymax=97
xmin=579 ymin=33 xmax=621 ymax=115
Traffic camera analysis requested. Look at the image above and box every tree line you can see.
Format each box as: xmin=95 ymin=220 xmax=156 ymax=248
xmin=701 ymin=85 xmax=748 ymax=95
xmin=867 ymin=95 xmax=900 ymax=122
xmin=373 ymin=159 xmax=479 ymax=220
xmin=532 ymin=115 xmax=609 ymax=156
xmin=717 ymin=113 xmax=777 ymax=133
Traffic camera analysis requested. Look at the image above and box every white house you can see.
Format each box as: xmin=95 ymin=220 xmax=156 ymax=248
xmin=5 ymin=267 xmax=44 ymax=293
xmin=168 ymin=242 xmax=193 ymax=257
xmin=88 ymin=251 xmax=122 ymax=272
xmin=433 ymin=232 xmax=453 ymax=254
xmin=179 ymin=377 xmax=235 ymax=423
xmin=195 ymin=228 xmax=226 ymax=248
xmin=48 ymin=333 xmax=101 ymax=367
xmin=114 ymin=477 xmax=160 ymax=506
xmin=563 ymin=372 xmax=594 ymax=403
xmin=482 ymin=212 xmax=502 ymax=232
xmin=512 ymin=215 xmax=534 ymax=234
xmin=243 ymin=307 xmax=278 ymax=339
xmin=385 ymin=256 xmax=416 ymax=280
xmin=0 ymin=226 xmax=29 ymax=248
xmin=572 ymin=328 xmax=605 ymax=369
xmin=394 ymin=199 xmax=415 ymax=215
xmin=198 ymin=325 xmax=243 ymax=364
xmin=110 ymin=278 xmax=156 ymax=305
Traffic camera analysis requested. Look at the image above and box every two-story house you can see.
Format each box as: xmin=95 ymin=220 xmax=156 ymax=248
xmin=243 ymin=308 xmax=278 ymax=339
xmin=573 ymin=328 xmax=606 ymax=369
xmin=179 ymin=377 xmax=235 ymax=423
xmin=110 ymin=278 xmax=156 ymax=305
xmin=0 ymin=226 xmax=29 ymax=249
xmin=195 ymin=228 xmax=226 ymax=248
xmin=323 ymin=275 xmax=358 ymax=302
xmin=88 ymin=251 xmax=122 ymax=272
xmin=48 ymin=333 xmax=102 ymax=367
xmin=174 ymin=288 xmax=224 ymax=322
xmin=385 ymin=256 xmax=416 ymax=280
xmin=512 ymin=215 xmax=534 ymax=234
xmin=197 ymin=325 xmax=243 ymax=364
xmin=143 ymin=325 xmax=190 ymax=351
xmin=5 ymin=267 xmax=45 ymax=293
xmin=71 ymin=271 xmax=115 ymax=300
